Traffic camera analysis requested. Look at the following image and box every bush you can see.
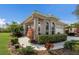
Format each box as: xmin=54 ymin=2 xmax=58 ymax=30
xmin=18 ymin=46 xmax=35 ymax=55
xmin=38 ymin=34 xmax=67 ymax=44
xmin=12 ymin=31 xmax=23 ymax=37
xmin=38 ymin=35 xmax=50 ymax=44
xmin=11 ymin=38 xmax=18 ymax=45
xmin=10 ymin=24 xmax=24 ymax=38
xmin=64 ymin=40 xmax=79 ymax=51
xmin=15 ymin=44 xmax=20 ymax=49
xmin=73 ymin=44 xmax=79 ymax=52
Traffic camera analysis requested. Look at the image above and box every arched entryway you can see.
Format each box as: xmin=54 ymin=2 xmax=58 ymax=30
xmin=51 ymin=22 xmax=55 ymax=34
xmin=46 ymin=22 xmax=49 ymax=35
xmin=26 ymin=25 xmax=34 ymax=40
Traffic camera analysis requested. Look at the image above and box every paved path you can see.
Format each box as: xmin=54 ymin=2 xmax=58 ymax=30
xmin=67 ymin=36 xmax=79 ymax=41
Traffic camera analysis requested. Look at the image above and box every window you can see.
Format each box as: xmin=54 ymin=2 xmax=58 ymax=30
xmin=38 ymin=26 xmax=40 ymax=31
xmin=38 ymin=20 xmax=41 ymax=35
xmin=52 ymin=23 xmax=55 ymax=34
xmin=46 ymin=31 xmax=48 ymax=35
xmin=46 ymin=22 xmax=49 ymax=30
xmin=46 ymin=22 xmax=49 ymax=35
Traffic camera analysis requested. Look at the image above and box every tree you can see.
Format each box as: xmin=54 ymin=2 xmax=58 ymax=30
xmin=7 ymin=21 xmax=23 ymax=37
xmin=73 ymin=5 xmax=79 ymax=22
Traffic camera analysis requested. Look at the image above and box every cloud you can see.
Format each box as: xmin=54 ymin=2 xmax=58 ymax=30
xmin=60 ymin=19 xmax=77 ymax=25
xmin=0 ymin=18 xmax=6 ymax=28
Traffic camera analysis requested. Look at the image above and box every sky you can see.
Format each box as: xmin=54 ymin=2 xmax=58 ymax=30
xmin=0 ymin=4 xmax=78 ymax=28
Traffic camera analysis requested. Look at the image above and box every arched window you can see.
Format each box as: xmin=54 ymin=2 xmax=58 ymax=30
xmin=51 ymin=22 xmax=55 ymax=34
xmin=46 ymin=22 xmax=49 ymax=30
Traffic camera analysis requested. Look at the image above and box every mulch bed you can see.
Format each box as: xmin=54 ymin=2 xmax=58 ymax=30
xmin=49 ymin=48 xmax=79 ymax=55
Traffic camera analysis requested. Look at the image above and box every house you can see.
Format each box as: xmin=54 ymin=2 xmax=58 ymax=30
xmin=65 ymin=23 xmax=79 ymax=36
xmin=22 ymin=11 xmax=66 ymax=40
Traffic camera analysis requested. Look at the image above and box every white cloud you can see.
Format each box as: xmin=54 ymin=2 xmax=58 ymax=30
xmin=60 ymin=19 xmax=78 ymax=25
xmin=0 ymin=18 xmax=6 ymax=28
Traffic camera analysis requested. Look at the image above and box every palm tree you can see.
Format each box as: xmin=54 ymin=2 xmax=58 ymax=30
xmin=73 ymin=5 xmax=79 ymax=22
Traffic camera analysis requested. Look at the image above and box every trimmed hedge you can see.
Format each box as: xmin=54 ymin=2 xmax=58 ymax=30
xmin=38 ymin=34 xmax=67 ymax=44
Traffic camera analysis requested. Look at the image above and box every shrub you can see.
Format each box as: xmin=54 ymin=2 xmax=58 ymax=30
xmin=38 ymin=34 xmax=67 ymax=44
xmin=11 ymin=24 xmax=24 ymax=38
xmin=18 ymin=46 xmax=35 ymax=55
xmin=11 ymin=38 xmax=18 ymax=45
xmin=12 ymin=31 xmax=23 ymax=37
xmin=64 ymin=40 xmax=79 ymax=51
xmin=73 ymin=44 xmax=79 ymax=52
xmin=15 ymin=44 xmax=20 ymax=49
xmin=64 ymin=40 xmax=74 ymax=50
xmin=38 ymin=35 xmax=50 ymax=44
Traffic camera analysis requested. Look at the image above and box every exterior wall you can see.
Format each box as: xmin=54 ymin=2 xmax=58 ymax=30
xmin=36 ymin=19 xmax=65 ymax=35
xmin=55 ymin=25 xmax=64 ymax=34
xmin=33 ymin=17 xmax=38 ymax=39
xmin=40 ymin=20 xmax=46 ymax=34
xmin=23 ymin=13 xmax=65 ymax=40
xmin=69 ymin=28 xmax=76 ymax=33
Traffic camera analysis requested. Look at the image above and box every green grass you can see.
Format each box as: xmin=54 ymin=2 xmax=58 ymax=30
xmin=0 ymin=33 xmax=10 ymax=55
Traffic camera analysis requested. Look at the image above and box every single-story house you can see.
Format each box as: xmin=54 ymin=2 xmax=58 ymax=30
xmin=65 ymin=23 xmax=79 ymax=36
xmin=22 ymin=11 xmax=66 ymax=40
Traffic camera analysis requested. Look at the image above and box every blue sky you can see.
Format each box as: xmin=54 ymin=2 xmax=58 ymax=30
xmin=0 ymin=4 xmax=78 ymax=27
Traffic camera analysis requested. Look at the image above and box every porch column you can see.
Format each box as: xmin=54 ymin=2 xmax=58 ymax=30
xmin=49 ymin=21 xmax=51 ymax=35
xmin=40 ymin=20 xmax=44 ymax=34
xmin=23 ymin=24 xmax=26 ymax=35
xmin=33 ymin=17 xmax=38 ymax=39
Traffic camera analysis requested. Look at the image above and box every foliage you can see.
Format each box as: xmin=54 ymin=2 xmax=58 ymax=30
xmin=73 ymin=5 xmax=79 ymax=16
xmin=38 ymin=34 xmax=67 ymax=44
xmin=73 ymin=5 xmax=79 ymax=22
xmin=64 ymin=40 xmax=75 ymax=50
xmin=14 ymin=44 xmax=20 ymax=49
xmin=18 ymin=46 xmax=35 ymax=55
xmin=9 ymin=21 xmax=23 ymax=37
xmin=64 ymin=40 xmax=79 ymax=51
xmin=11 ymin=37 xmax=18 ymax=45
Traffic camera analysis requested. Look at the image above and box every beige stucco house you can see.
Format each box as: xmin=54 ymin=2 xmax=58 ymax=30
xmin=22 ymin=11 xmax=66 ymax=40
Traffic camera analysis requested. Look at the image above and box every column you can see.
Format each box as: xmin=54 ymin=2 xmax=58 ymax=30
xmin=40 ymin=20 xmax=43 ymax=34
xmin=33 ymin=17 xmax=38 ymax=39
xmin=43 ymin=20 xmax=46 ymax=34
xmin=23 ymin=24 xmax=26 ymax=35
xmin=49 ymin=21 xmax=51 ymax=35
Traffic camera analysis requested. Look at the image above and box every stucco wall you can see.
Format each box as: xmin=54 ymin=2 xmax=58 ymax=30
xmin=55 ymin=25 xmax=64 ymax=34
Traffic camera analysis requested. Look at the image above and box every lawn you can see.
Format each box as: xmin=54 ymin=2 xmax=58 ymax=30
xmin=0 ymin=33 xmax=10 ymax=55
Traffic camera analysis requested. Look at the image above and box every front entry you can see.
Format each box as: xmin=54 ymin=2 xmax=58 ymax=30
xmin=26 ymin=26 xmax=34 ymax=40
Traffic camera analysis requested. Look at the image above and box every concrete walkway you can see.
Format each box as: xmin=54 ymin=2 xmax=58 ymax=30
xmin=67 ymin=36 xmax=79 ymax=41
